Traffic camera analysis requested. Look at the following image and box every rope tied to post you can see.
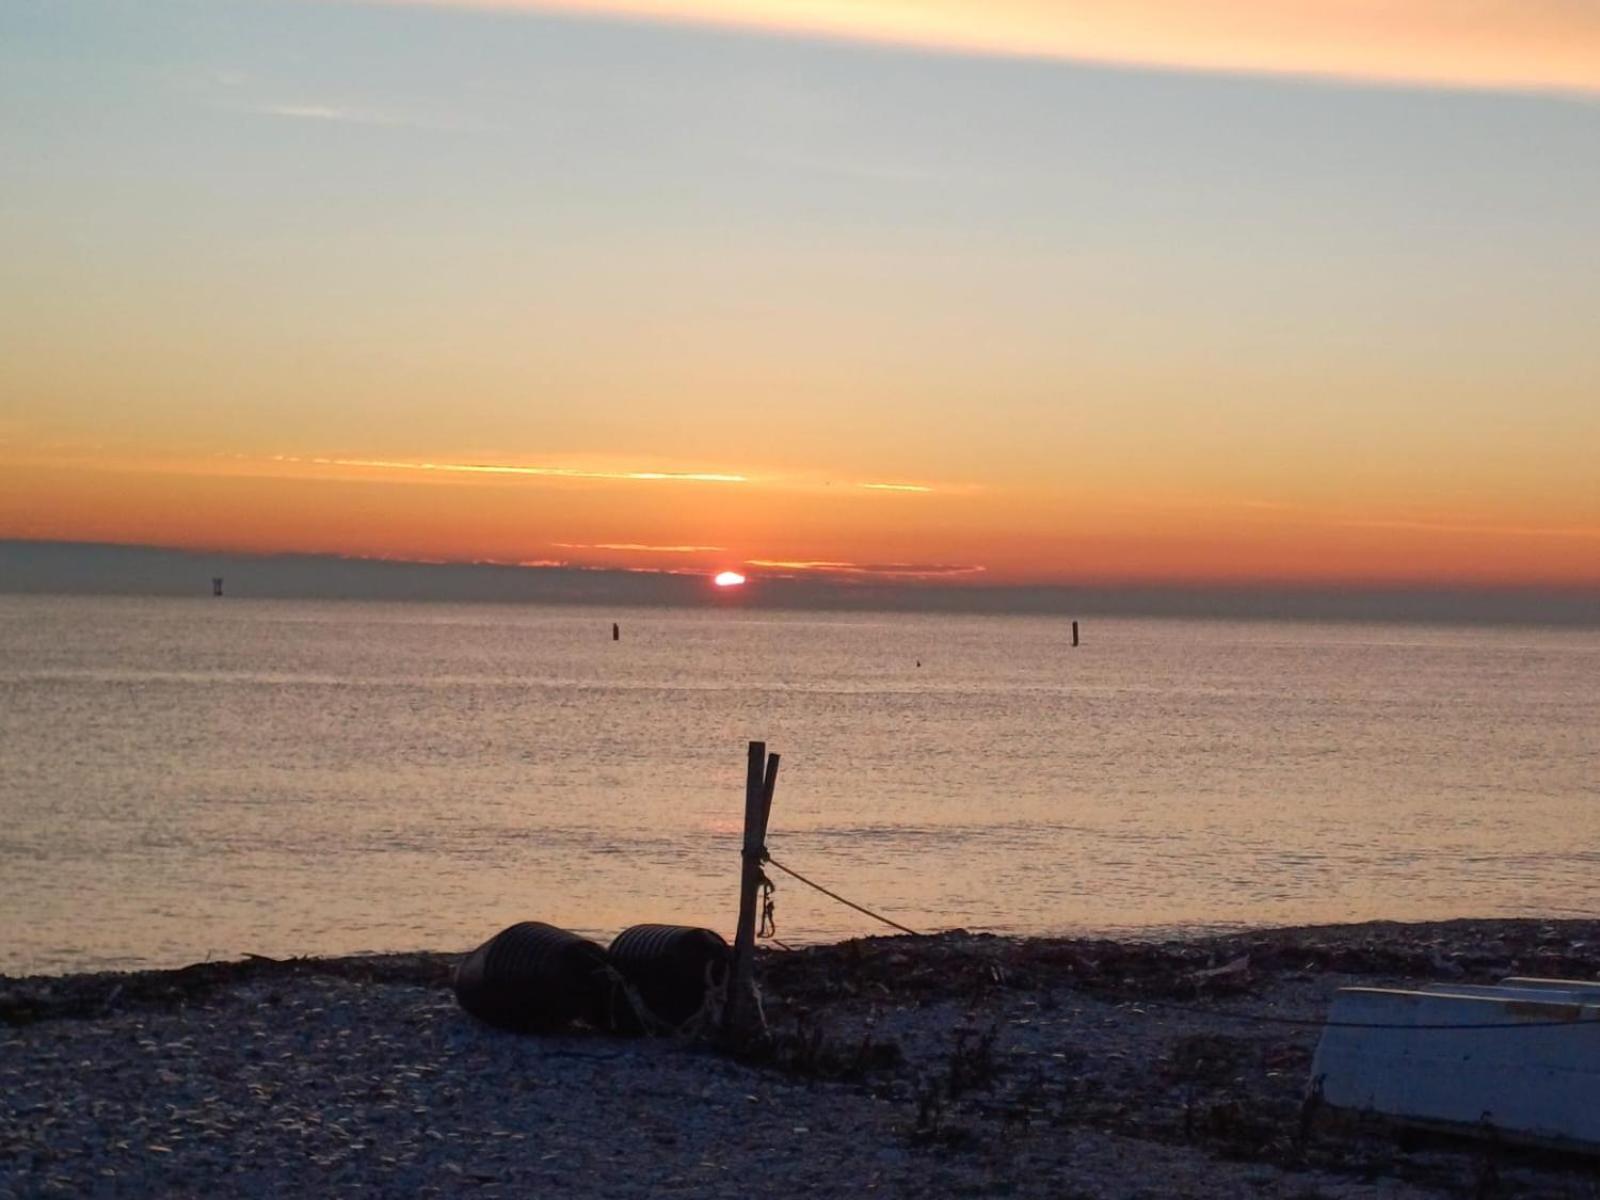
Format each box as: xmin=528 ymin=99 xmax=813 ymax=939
xmin=763 ymin=851 xmax=923 ymax=938
xmin=739 ymin=842 xmax=779 ymax=940
xmin=758 ymin=870 xmax=777 ymax=940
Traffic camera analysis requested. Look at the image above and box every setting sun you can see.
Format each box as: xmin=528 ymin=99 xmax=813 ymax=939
xmin=713 ymin=571 xmax=746 ymax=588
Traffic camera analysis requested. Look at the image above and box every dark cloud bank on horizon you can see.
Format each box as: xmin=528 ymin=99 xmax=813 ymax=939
xmin=2 ymin=540 xmax=1597 ymax=627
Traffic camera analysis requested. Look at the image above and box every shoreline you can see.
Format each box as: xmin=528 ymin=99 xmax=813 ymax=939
xmin=6 ymin=918 xmax=1599 ymax=1198
xmin=6 ymin=913 xmax=1595 ymax=992
xmin=5 ymin=915 xmax=1597 ymax=1017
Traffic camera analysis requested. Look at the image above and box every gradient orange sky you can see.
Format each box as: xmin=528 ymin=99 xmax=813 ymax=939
xmin=2 ymin=0 xmax=1597 ymax=588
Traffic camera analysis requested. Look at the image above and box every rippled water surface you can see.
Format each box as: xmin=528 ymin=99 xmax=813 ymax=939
xmin=2 ymin=595 xmax=1597 ymax=974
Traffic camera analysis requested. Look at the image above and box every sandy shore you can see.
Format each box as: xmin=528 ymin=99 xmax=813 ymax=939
xmin=5 ymin=919 xmax=1599 ymax=1198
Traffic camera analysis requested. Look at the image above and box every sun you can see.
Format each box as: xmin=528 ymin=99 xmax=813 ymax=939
xmin=713 ymin=570 xmax=746 ymax=588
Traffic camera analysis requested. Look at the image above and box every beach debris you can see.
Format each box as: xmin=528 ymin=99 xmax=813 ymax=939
xmin=607 ymin=925 xmax=729 ymax=1033
xmin=1311 ymin=978 xmax=1600 ymax=1154
xmin=13 ymin=921 xmax=1600 ymax=1198
xmin=1193 ymin=955 xmax=1251 ymax=985
xmin=452 ymin=921 xmax=734 ymax=1037
xmin=452 ymin=922 xmax=613 ymax=1034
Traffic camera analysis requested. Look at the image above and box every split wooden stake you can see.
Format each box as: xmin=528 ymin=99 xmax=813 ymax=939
xmin=726 ymin=739 xmax=779 ymax=1039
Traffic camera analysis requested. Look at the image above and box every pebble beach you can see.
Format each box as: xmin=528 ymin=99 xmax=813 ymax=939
xmin=5 ymin=920 xmax=1600 ymax=1199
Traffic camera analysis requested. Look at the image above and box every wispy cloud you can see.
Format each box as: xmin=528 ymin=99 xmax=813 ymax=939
xmin=1123 ymin=495 xmax=1600 ymax=542
xmin=553 ymin=542 xmax=727 ymax=552
xmin=272 ymin=456 xmax=748 ymax=484
xmin=370 ymin=0 xmax=1600 ymax=97
xmin=266 ymin=454 xmax=967 ymax=494
xmin=1329 ymin=516 xmax=1600 ymax=541
xmin=253 ymin=103 xmax=398 ymax=125
xmin=747 ymin=559 xmax=986 ymax=579
xmin=238 ymin=102 xmax=464 ymax=131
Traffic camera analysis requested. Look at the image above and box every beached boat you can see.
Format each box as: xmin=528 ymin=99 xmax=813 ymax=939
xmin=1312 ymin=977 xmax=1600 ymax=1153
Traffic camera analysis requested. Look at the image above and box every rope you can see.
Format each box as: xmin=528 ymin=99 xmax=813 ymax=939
xmin=598 ymin=964 xmax=675 ymax=1038
xmin=758 ymin=874 xmax=777 ymax=940
xmin=764 ymin=854 xmax=923 ymax=937
xmin=753 ymin=852 xmax=1591 ymax=1031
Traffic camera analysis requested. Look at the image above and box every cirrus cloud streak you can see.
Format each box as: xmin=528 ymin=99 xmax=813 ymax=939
xmin=273 ymin=455 xmax=748 ymax=483
xmin=747 ymin=558 xmax=986 ymax=580
xmin=553 ymin=541 xmax=727 ymax=552
xmin=365 ymin=0 xmax=1600 ymax=96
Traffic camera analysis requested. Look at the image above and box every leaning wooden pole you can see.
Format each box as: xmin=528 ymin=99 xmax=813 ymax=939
xmin=726 ymin=740 xmax=778 ymax=1040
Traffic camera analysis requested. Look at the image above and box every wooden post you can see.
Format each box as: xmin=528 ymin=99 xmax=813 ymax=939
xmin=1072 ymin=620 xmax=1080 ymax=647
xmin=612 ymin=622 xmax=619 ymax=642
xmin=726 ymin=740 xmax=778 ymax=1039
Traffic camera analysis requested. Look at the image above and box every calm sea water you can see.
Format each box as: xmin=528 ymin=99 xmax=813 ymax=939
xmin=2 ymin=595 xmax=1597 ymax=975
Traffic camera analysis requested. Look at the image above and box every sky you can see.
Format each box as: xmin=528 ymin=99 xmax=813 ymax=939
xmin=2 ymin=0 xmax=1597 ymax=590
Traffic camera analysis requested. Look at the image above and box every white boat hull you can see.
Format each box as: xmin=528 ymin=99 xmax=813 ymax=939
xmin=1311 ymin=979 xmax=1600 ymax=1153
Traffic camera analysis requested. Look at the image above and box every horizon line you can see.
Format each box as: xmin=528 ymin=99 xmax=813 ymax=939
xmin=5 ymin=536 xmax=1600 ymax=598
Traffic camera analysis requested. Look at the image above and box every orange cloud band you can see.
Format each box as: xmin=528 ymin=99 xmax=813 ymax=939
xmin=553 ymin=541 xmax=726 ymax=552
xmin=278 ymin=456 xmax=748 ymax=484
xmin=746 ymin=558 xmax=986 ymax=579
xmin=365 ymin=0 xmax=1600 ymax=96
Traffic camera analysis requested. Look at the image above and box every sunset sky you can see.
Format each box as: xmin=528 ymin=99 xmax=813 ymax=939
xmin=2 ymin=0 xmax=1597 ymax=588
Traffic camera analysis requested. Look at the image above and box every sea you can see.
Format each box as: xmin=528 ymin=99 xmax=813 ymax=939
xmin=2 ymin=594 xmax=1597 ymax=976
